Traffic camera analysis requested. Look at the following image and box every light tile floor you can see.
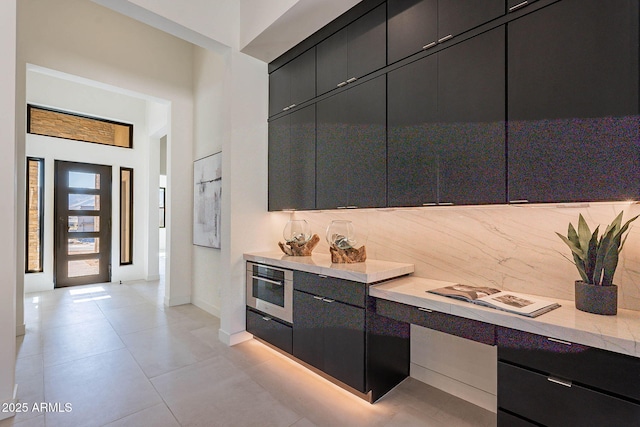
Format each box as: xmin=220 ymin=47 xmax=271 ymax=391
xmin=2 ymin=279 xmax=496 ymax=427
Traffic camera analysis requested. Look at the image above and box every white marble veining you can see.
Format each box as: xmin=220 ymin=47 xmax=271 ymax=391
xmin=289 ymin=202 xmax=640 ymax=310
xmin=243 ymin=251 xmax=414 ymax=283
xmin=370 ymin=276 xmax=640 ymax=358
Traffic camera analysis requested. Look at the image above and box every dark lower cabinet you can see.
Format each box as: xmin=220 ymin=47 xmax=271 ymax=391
xmin=497 ymin=326 xmax=640 ymax=426
xmin=246 ymin=307 xmax=292 ymax=354
xmin=317 ymin=75 xmax=386 ymax=209
xmin=507 ymin=0 xmax=640 ymax=203
xmin=268 ymin=105 xmax=315 ymax=211
xmin=293 ymin=289 xmax=366 ymax=392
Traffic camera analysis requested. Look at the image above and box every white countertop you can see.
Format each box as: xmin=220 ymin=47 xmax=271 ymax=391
xmin=243 ymin=251 xmax=414 ymax=283
xmin=370 ymin=276 xmax=640 ymax=358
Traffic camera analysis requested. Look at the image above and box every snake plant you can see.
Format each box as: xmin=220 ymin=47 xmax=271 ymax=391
xmin=556 ymin=212 xmax=638 ymax=286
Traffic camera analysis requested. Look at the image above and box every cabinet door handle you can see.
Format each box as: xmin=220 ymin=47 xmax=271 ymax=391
xmin=323 ymin=298 xmax=335 ymax=303
xmin=422 ymin=203 xmax=437 ymax=206
xmin=509 ymin=200 xmax=529 ymax=204
xmin=262 ymin=316 xmax=271 ymax=321
xmin=422 ymin=41 xmax=437 ymax=50
xmin=346 ymin=206 xmax=358 ymax=209
xmin=337 ymin=81 xmax=348 ymax=87
xmin=418 ymin=307 xmax=433 ymax=313
xmin=282 ymin=106 xmax=290 ymax=111
xmin=313 ymin=295 xmax=324 ymax=300
xmin=289 ymin=104 xmax=296 ymax=109
xmin=337 ymin=206 xmax=347 ymax=209
xmin=438 ymin=202 xmax=454 ymax=206
xmin=438 ymin=34 xmax=453 ymax=43
xmin=346 ymin=77 xmax=357 ymax=83
xmin=548 ymin=337 xmax=572 ymax=346
xmin=548 ymin=376 xmax=572 ymax=388
xmin=318 ymin=274 xmax=328 ymax=279
xmin=509 ymin=1 xmax=528 ymax=12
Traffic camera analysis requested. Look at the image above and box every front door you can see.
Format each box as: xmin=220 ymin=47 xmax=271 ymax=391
xmin=54 ymin=161 xmax=112 ymax=287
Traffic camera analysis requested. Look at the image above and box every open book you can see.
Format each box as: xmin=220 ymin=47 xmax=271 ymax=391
xmin=428 ymin=285 xmax=560 ymax=318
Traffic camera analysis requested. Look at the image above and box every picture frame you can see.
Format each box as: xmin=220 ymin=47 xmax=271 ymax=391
xmin=193 ymin=152 xmax=221 ymax=248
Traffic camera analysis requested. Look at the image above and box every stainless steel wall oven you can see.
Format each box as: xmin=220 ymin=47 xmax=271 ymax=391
xmin=246 ymin=262 xmax=293 ymax=324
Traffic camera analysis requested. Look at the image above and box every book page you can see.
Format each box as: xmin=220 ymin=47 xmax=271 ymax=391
xmin=429 ymin=284 xmax=501 ymax=301
xmin=476 ymin=291 xmax=557 ymax=315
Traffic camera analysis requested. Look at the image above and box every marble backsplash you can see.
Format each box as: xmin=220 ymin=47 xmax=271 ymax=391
xmin=286 ymin=202 xmax=640 ymax=311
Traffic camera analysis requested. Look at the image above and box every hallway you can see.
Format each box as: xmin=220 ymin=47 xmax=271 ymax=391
xmin=3 ymin=280 xmax=495 ymax=427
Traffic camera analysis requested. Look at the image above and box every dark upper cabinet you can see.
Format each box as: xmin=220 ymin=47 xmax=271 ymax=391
xmin=437 ymin=26 xmax=506 ymax=205
xmin=268 ymin=48 xmax=315 ymax=117
xmin=508 ymin=0 xmax=640 ymax=203
xmin=388 ymin=53 xmax=439 ymax=207
xmin=317 ymin=75 xmax=386 ymax=209
xmin=388 ymin=27 xmax=505 ymax=206
xmin=268 ymin=105 xmax=316 ymax=211
xmin=316 ymin=4 xmax=386 ymax=96
xmin=437 ymin=0 xmax=504 ymax=39
xmin=387 ymin=0 xmax=504 ymax=64
xmin=506 ymin=0 xmax=536 ymax=12
xmin=388 ymin=0 xmax=437 ymax=64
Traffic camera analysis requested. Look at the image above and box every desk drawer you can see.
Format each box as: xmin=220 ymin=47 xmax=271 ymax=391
xmin=498 ymin=362 xmax=640 ymax=427
xmin=294 ymin=271 xmax=366 ymax=308
xmin=497 ymin=327 xmax=640 ymax=401
xmin=375 ymin=299 xmax=495 ymax=345
xmin=497 ymin=410 xmax=537 ymax=427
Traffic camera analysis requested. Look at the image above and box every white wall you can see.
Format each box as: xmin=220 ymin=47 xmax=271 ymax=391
xmin=0 ymin=0 xmax=17 ymax=419
xmin=24 ymin=70 xmax=164 ymax=291
xmin=18 ymin=0 xmax=195 ymax=306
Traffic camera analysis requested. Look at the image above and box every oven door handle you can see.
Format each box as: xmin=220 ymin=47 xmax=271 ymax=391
xmin=251 ymin=275 xmax=283 ymax=286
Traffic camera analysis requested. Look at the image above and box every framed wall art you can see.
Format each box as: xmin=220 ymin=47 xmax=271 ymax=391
xmin=193 ymin=152 xmax=221 ymax=248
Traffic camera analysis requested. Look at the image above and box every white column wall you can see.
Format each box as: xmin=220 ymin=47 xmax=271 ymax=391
xmin=0 ymin=0 xmax=17 ymax=419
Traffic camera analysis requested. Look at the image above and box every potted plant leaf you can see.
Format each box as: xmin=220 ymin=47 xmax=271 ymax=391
xmin=556 ymin=212 xmax=638 ymax=315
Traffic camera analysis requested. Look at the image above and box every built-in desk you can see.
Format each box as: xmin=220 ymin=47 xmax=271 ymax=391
xmin=370 ymin=277 xmax=640 ymax=426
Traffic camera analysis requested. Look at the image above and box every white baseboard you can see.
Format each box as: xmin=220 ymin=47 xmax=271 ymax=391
xmin=411 ymin=363 xmax=497 ymax=413
xmin=0 ymin=384 xmax=18 ymax=421
xmin=218 ymin=329 xmax=252 ymax=347
xmin=164 ymin=295 xmax=191 ymax=307
xmin=191 ymin=297 xmax=220 ymax=318
xmin=16 ymin=323 xmax=25 ymax=337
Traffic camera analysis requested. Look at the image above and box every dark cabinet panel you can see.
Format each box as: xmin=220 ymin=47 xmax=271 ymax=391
xmin=507 ymin=0 xmax=640 ymax=202
xmin=388 ymin=0 xmax=438 ymax=64
xmin=437 ymin=0 xmax=504 ymax=39
xmin=497 ymin=410 xmax=537 ymax=427
xmin=506 ymin=0 xmax=536 ymax=12
xmin=437 ymin=26 xmax=506 ymax=204
xmin=316 ymin=4 xmax=386 ymax=95
xmin=317 ymin=76 xmax=386 ymax=209
xmin=269 ymin=48 xmax=316 ymax=117
xmin=292 ymin=289 xmax=366 ymax=392
xmin=388 ymin=54 xmax=438 ymax=207
xmin=268 ymin=105 xmax=315 ymax=211
xmin=294 ymin=271 xmax=366 ymax=308
xmin=388 ymin=27 xmax=506 ymax=206
xmin=246 ymin=308 xmax=292 ymax=354
xmin=497 ymin=327 xmax=640 ymax=401
xmin=498 ymin=362 xmax=640 ymax=427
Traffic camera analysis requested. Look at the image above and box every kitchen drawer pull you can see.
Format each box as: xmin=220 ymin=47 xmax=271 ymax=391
xmin=422 ymin=203 xmax=437 ymax=206
xmin=262 ymin=316 xmax=272 ymax=321
xmin=548 ymin=376 xmax=572 ymax=388
xmin=289 ymin=104 xmax=296 ymax=109
xmin=418 ymin=307 xmax=433 ymax=313
xmin=282 ymin=106 xmax=290 ymax=111
xmin=318 ymin=274 xmax=328 ymax=278
xmin=251 ymin=276 xmax=283 ymax=286
xmin=422 ymin=41 xmax=437 ymax=50
xmin=313 ymin=295 xmax=324 ymax=300
xmin=337 ymin=206 xmax=347 ymax=209
xmin=509 ymin=200 xmax=529 ymax=204
xmin=509 ymin=1 xmax=528 ymax=12
xmin=323 ymin=298 xmax=335 ymax=303
xmin=337 ymin=81 xmax=348 ymax=87
xmin=438 ymin=34 xmax=453 ymax=43
xmin=438 ymin=202 xmax=454 ymax=206
xmin=548 ymin=337 xmax=572 ymax=346
xmin=346 ymin=77 xmax=357 ymax=83
xmin=346 ymin=206 xmax=358 ymax=209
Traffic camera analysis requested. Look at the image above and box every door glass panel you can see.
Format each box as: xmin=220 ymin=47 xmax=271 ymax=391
xmin=68 ymin=216 xmax=100 ymax=232
xmin=68 ymin=259 xmax=100 ymax=277
xmin=68 ymin=238 xmax=100 ymax=255
xmin=69 ymin=171 xmax=100 ymax=189
xmin=68 ymin=194 xmax=100 ymax=210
